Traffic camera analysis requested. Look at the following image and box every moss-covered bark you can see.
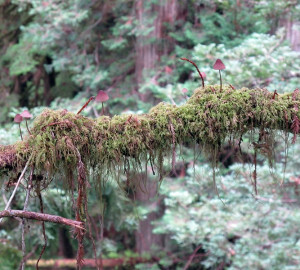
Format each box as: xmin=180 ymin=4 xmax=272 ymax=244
xmin=0 ymin=85 xmax=299 ymax=187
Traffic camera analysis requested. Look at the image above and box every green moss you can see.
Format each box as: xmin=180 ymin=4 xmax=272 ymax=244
xmin=6 ymin=85 xmax=298 ymax=191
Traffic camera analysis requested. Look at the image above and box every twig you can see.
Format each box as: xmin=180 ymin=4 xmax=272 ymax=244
xmin=18 ymin=244 xmax=38 ymax=270
xmin=77 ymin=96 xmax=95 ymax=115
xmin=269 ymin=29 xmax=286 ymax=54
xmin=183 ymin=245 xmax=202 ymax=270
xmin=0 ymin=210 xmax=84 ymax=229
xmin=180 ymin=58 xmax=205 ymax=87
xmin=0 ymin=155 xmax=32 ymax=223
xmin=36 ymin=184 xmax=47 ymax=270
xmin=86 ymin=208 xmax=101 ymax=270
xmin=21 ymin=166 xmax=34 ymax=270
xmin=169 ymin=120 xmax=176 ymax=175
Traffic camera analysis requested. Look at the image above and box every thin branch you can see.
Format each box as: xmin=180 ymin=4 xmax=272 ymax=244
xmin=268 ymin=29 xmax=286 ymax=54
xmin=18 ymin=244 xmax=39 ymax=270
xmin=183 ymin=245 xmax=203 ymax=270
xmin=0 ymin=155 xmax=32 ymax=224
xmin=26 ymin=257 xmax=152 ymax=268
xmin=180 ymin=58 xmax=205 ymax=87
xmin=21 ymin=166 xmax=34 ymax=270
xmin=169 ymin=120 xmax=176 ymax=175
xmin=77 ymin=96 xmax=95 ymax=115
xmin=0 ymin=210 xmax=84 ymax=229
xmin=36 ymin=186 xmax=47 ymax=270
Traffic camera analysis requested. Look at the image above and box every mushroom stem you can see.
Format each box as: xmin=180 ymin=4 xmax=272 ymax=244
xmin=25 ymin=120 xmax=32 ymax=135
xmin=101 ymin=102 xmax=104 ymax=115
xmin=219 ymin=70 xmax=222 ymax=91
xmin=19 ymin=123 xmax=23 ymax=141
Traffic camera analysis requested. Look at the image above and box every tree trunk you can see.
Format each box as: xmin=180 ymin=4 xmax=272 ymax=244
xmin=279 ymin=6 xmax=300 ymax=52
xmin=134 ymin=174 xmax=165 ymax=254
xmin=134 ymin=0 xmax=179 ymax=88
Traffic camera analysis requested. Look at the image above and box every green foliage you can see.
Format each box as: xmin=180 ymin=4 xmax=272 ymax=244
xmin=0 ymin=243 xmax=22 ymax=270
xmin=199 ymin=10 xmax=269 ymax=47
xmin=190 ymin=31 xmax=300 ymax=91
xmin=154 ymin=153 xmax=300 ymax=269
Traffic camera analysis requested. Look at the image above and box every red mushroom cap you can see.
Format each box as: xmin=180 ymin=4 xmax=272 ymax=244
xmin=20 ymin=110 xmax=33 ymax=119
xmin=14 ymin=114 xmax=23 ymax=123
xmin=95 ymin=90 xmax=109 ymax=103
xmin=213 ymin=59 xmax=225 ymax=70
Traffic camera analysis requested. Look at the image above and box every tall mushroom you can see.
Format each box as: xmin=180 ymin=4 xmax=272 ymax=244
xmin=213 ymin=59 xmax=226 ymax=91
xmin=95 ymin=90 xmax=109 ymax=115
xmin=14 ymin=114 xmax=23 ymax=141
xmin=20 ymin=110 xmax=33 ymax=135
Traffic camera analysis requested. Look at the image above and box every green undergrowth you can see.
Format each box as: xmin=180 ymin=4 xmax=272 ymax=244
xmin=5 ymin=85 xmax=300 ymax=192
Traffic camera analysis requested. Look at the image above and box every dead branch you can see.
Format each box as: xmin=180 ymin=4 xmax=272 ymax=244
xmin=26 ymin=257 xmax=153 ymax=268
xmin=0 ymin=210 xmax=84 ymax=229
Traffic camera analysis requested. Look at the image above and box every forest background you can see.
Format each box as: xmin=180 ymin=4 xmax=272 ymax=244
xmin=1 ymin=0 xmax=300 ymax=269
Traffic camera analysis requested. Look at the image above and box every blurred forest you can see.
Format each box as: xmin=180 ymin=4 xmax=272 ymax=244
xmin=1 ymin=0 xmax=300 ymax=269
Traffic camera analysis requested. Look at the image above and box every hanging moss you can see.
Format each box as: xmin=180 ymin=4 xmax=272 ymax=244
xmin=0 ymin=85 xmax=299 ymax=190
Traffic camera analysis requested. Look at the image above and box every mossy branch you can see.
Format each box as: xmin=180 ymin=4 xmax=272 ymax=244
xmin=0 ymin=85 xmax=299 ymax=186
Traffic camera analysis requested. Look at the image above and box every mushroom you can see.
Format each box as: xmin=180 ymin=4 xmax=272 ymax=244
xmin=20 ymin=110 xmax=33 ymax=135
xmin=213 ymin=59 xmax=226 ymax=91
xmin=95 ymin=90 xmax=109 ymax=115
xmin=14 ymin=114 xmax=23 ymax=141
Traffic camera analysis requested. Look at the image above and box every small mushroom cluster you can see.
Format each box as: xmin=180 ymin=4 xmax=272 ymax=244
xmin=14 ymin=110 xmax=33 ymax=141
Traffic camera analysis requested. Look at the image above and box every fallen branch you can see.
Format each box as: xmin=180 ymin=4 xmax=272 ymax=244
xmin=26 ymin=257 xmax=152 ymax=268
xmin=0 ymin=210 xmax=84 ymax=229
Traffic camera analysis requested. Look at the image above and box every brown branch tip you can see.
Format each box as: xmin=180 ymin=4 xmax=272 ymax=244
xmin=180 ymin=57 xmax=205 ymax=87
